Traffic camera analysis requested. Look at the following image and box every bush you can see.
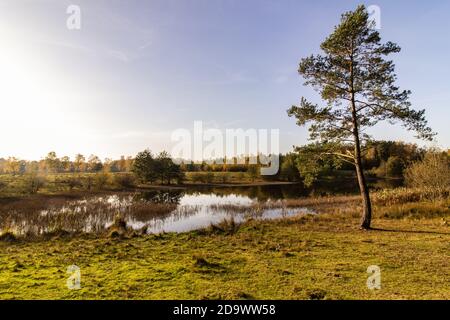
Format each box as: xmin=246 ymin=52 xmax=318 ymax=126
xmin=83 ymin=175 xmax=94 ymax=191
xmin=404 ymin=151 xmax=449 ymax=198
xmin=65 ymin=176 xmax=83 ymax=191
xmin=247 ymin=165 xmax=260 ymax=182
xmin=203 ymin=172 xmax=215 ymax=184
xmin=113 ymin=173 xmax=136 ymax=189
xmin=23 ymin=173 xmax=46 ymax=194
xmin=385 ymin=156 xmax=405 ymax=177
xmin=190 ymin=172 xmax=204 ymax=183
xmin=372 ymin=156 xmax=405 ymax=178
xmin=220 ymin=174 xmax=230 ymax=184
xmin=94 ymin=172 xmax=111 ymax=190
xmin=373 ymin=187 xmax=449 ymax=205
xmin=280 ymin=157 xmax=300 ymax=181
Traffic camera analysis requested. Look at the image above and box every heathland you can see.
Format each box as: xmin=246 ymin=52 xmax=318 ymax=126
xmin=0 ymin=186 xmax=448 ymax=299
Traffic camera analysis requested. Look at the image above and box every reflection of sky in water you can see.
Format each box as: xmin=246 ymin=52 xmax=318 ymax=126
xmin=138 ymin=207 xmax=312 ymax=234
xmin=127 ymin=193 xmax=312 ymax=234
xmin=180 ymin=193 xmax=253 ymax=206
xmin=1 ymin=190 xmax=315 ymax=236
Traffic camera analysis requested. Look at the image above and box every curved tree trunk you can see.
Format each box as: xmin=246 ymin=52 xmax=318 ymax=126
xmin=354 ymin=148 xmax=372 ymax=229
xmin=349 ymin=49 xmax=372 ymax=230
xmin=351 ymin=98 xmax=372 ymax=229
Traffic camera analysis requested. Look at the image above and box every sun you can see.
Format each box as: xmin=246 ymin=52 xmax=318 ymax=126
xmin=0 ymin=32 xmax=93 ymax=160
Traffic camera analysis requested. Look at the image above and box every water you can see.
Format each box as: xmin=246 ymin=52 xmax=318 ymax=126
xmin=0 ymin=185 xmax=314 ymax=236
xmin=127 ymin=192 xmax=312 ymax=234
xmin=0 ymin=180 xmax=401 ymax=236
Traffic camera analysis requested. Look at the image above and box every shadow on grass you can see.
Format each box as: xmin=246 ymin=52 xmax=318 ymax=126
xmin=369 ymin=227 xmax=449 ymax=236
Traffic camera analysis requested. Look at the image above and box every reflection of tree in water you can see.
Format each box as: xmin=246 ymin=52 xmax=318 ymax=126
xmin=134 ymin=190 xmax=184 ymax=204
xmin=183 ymin=185 xmax=309 ymax=201
xmin=310 ymin=178 xmax=403 ymax=196
xmin=180 ymin=180 xmax=401 ymax=199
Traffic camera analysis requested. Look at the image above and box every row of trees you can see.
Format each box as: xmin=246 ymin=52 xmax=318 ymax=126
xmin=275 ymin=144 xmax=448 ymax=184
xmin=0 ymin=152 xmax=266 ymax=176
xmin=0 ymin=141 xmax=440 ymax=182
xmin=279 ymin=140 xmax=430 ymax=184
xmin=177 ymin=154 xmax=276 ymax=173
xmin=0 ymin=153 xmax=134 ymax=175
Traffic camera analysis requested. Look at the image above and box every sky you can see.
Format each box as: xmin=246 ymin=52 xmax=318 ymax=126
xmin=0 ymin=0 xmax=449 ymax=160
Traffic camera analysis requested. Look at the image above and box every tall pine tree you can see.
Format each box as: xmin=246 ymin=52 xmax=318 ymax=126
xmin=288 ymin=5 xmax=434 ymax=229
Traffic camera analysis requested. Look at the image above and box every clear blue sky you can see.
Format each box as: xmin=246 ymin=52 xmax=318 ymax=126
xmin=0 ymin=0 xmax=448 ymax=160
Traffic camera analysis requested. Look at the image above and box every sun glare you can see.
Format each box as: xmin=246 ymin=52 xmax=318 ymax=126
xmin=0 ymin=36 xmax=92 ymax=159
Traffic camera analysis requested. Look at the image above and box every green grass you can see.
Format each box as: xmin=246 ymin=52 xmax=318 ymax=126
xmin=0 ymin=171 xmax=278 ymax=198
xmin=0 ymin=205 xmax=448 ymax=300
xmin=0 ymin=173 xmax=110 ymax=196
xmin=184 ymin=171 xmax=263 ymax=184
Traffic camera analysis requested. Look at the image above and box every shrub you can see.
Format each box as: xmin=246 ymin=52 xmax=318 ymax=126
xmin=190 ymin=172 xmax=203 ymax=183
xmin=65 ymin=176 xmax=83 ymax=191
xmin=220 ymin=174 xmax=229 ymax=184
xmin=280 ymin=157 xmax=300 ymax=181
xmin=385 ymin=156 xmax=405 ymax=177
xmin=247 ymin=165 xmax=260 ymax=182
xmin=373 ymin=187 xmax=449 ymax=205
xmin=94 ymin=172 xmax=111 ymax=190
xmin=23 ymin=173 xmax=46 ymax=194
xmin=404 ymin=151 xmax=449 ymax=198
xmin=83 ymin=175 xmax=94 ymax=191
xmin=113 ymin=173 xmax=136 ymax=189
xmin=203 ymin=172 xmax=215 ymax=184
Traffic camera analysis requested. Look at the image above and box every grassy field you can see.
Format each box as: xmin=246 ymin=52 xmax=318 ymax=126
xmin=0 ymin=198 xmax=448 ymax=300
xmin=0 ymin=171 xmax=273 ymax=198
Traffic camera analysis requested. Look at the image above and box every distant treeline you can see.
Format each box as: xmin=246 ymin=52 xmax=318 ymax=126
xmin=280 ymin=141 xmax=449 ymax=186
xmin=1 ymin=141 xmax=448 ymax=184
xmin=0 ymin=153 xmax=134 ymax=175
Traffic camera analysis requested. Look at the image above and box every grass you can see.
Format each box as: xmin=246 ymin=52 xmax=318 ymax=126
xmin=0 ymin=199 xmax=448 ymax=300
xmin=184 ymin=171 xmax=264 ymax=184
xmin=0 ymin=172 xmax=289 ymax=199
xmin=0 ymin=173 xmax=122 ymax=197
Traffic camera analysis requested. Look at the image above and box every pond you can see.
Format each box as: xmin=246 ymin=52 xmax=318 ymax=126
xmin=0 ymin=186 xmax=311 ymax=236
xmin=0 ymin=179 xmax=401 ymax=236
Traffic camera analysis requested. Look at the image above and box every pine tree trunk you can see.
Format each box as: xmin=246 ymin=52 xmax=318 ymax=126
xmin=350 ymin=97 xmax=372 ymax=229
xmin=354 ymin=145 xmax=372 ymax=229
xmin=349 ymin=50 xmax=372 ymax=230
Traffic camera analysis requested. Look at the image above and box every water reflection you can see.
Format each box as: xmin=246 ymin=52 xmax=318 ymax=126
xmin=0 ymin=186 xmax=313 ymax=236
xmin=0 ymin=180 xmax=401 ymax=236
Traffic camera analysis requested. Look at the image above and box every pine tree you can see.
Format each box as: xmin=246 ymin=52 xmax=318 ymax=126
xmin=288 ymin=5 xmax=434 ymax=229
